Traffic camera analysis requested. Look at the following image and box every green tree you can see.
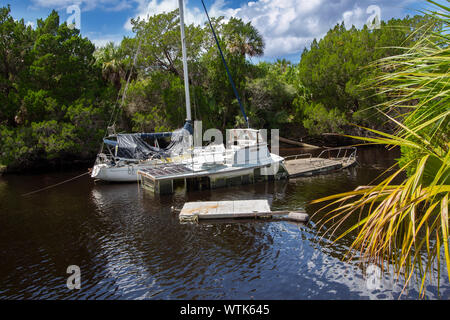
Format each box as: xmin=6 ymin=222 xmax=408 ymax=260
xmin=0 ymin=5 xmax=35 ymax=126
xmin=246 ymin=62 xmax=296 ymax=128
xmin=0 ymin=8 xmax=114 ymax=170
xmin=94 ymin=41 xmax=133 ymax=90
xmin=293 ymin=15 xmax=433 ymax=135
xmin=222 ymin=17 xmax=264 ymax=58
xmin=131 ymin=10 xmax=205 ymax=78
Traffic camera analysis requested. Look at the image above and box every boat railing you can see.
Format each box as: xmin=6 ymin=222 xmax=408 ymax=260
xmin=284 ymin=153 xmax=327 ymax=168
xmin=317 ymin=146 xmax=357 ymax=165
xmin=283 ymin=153 xmax=313 ymax=161
xmin=284 ymin=147 xmax=357 ymax=167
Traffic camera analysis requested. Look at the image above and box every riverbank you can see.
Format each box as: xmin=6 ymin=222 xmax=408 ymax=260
xmin=1 ymin=159 xmax=94 ymax=175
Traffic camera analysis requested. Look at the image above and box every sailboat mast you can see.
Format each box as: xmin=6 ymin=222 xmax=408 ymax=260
xmin=178 ymin=0 xmax=192 ymax=121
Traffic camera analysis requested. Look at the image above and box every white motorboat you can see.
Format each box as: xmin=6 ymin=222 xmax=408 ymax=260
xmin=137 ymin=127 xmax=287 ymax=194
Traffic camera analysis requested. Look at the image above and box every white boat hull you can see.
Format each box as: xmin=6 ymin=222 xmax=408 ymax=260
xmin=91 ymin=153 xmax=285 ymax=183
xmin=91 ymin=163 xmax=150 ymax=182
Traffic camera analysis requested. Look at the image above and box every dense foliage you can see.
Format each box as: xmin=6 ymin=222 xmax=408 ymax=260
xmin=293 ymin=16 xmax=433 ymax=134
xmin=0 ymin=6 xmax=114 ymax=170
xmin=0 ymin=5 xmax=432 ymax=171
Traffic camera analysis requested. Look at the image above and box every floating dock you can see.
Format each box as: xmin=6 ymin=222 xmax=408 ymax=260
xmin=178 ymin=199 xmax=309 ymax=222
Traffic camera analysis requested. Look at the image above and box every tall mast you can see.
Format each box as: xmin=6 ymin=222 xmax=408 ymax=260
xmin=178 ymin=0 xmax=192 ymax=121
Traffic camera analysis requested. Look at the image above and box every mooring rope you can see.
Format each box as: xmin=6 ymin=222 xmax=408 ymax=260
xmin=21 ymin=171 xmax=90 ymax=197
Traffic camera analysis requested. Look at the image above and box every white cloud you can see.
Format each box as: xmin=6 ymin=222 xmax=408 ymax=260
xmin=219 ymin=0 xmax=326 ymax=57
xmin=217 ymin=0 xmax=410 ymax=58
xmin=342 ymin=5 xmax=367 ymax=29
xmin=87 ymin=32 xmax=125 ymax=48
xmin=90 ymin=37 xmax=121 ymax=48
xmin=26 ymin=21 xmax=36 ymax=28
xmin=33 ymin=0 xmax=421 ymax=59
xmin=30 ymin=0 xmax=133 ymax=12
xmin=123 ymin=0 xmax=207 ymax=31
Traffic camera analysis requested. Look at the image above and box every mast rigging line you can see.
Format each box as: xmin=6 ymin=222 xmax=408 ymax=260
xmin=200 ymin=0 xmax=249 ymax=128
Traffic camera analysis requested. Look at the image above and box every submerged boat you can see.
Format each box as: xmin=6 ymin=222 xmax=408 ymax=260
xmin=137 ymin=127 xmax=287 ymax=194
xmin=91 ymin=0 xmax=286 ymax=184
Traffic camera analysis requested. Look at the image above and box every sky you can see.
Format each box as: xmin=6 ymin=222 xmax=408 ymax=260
xmin=2 ymin=0 xmax=435 ymax=62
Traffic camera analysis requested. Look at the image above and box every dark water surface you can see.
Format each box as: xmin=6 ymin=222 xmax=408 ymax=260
xmin=0 ymin=146 xmax=449 ymax=299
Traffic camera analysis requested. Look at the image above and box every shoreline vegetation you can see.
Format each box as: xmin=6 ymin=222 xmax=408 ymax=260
xmin=0 ymin=5 xmax=432 ymax=173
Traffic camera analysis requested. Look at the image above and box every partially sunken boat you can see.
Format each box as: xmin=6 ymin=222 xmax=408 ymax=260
xmin=137 ymin=128 xmax=287 ymax=194
xmin=135 ymin=1 xmax=357 ymax=194
xmin=137 ymin=144 xmax=357 ymax=194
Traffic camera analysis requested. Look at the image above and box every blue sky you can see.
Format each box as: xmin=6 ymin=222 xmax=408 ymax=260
xmin=2 ymin=0 xmax=436 ymax=62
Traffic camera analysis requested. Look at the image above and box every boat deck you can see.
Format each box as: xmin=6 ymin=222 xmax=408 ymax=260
xmin=284 ymin=157 xmax=355 ymax=178
xmin=137 ymin=161 xmax=265 ymax=182
xmin=284 ymin=147 xmax=357 ymax=178
xmin=139 ymin=163 xmax=194 ymax=179
xmin=136 ymin=157 xmax=284 ymax=194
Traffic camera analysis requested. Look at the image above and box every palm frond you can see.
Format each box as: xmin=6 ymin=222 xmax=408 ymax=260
xmin=314 ymin=0 xmax=449 ymax=297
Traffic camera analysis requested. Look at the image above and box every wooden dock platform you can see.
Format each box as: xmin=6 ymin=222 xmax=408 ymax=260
xmin=178 ymin=200 xmax=309 ymax=222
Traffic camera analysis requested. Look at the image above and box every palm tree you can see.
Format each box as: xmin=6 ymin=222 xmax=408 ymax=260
xmin=223 ymin=18 xmax=264 ymax=57
xmin=94 ymin=42 xmax=128 ymax=90
xmin=313 ymin=0 xmax=449 ymax=297
xmin=275 ymin=58 xmax=291 ymax=73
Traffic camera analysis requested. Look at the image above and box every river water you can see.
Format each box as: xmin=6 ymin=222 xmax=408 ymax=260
xmin=0 ymin=146 xmax=448 ymax=299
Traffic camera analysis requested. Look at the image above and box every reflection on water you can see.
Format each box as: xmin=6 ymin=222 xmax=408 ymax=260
xmin=0 ymin=146 xmax=449 ymax=299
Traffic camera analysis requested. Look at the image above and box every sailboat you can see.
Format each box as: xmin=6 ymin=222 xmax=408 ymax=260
xmin=91 ymin=0 xmax=287 ymax=184
xmin=90 ymin=121 xmax=193 ymax=182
